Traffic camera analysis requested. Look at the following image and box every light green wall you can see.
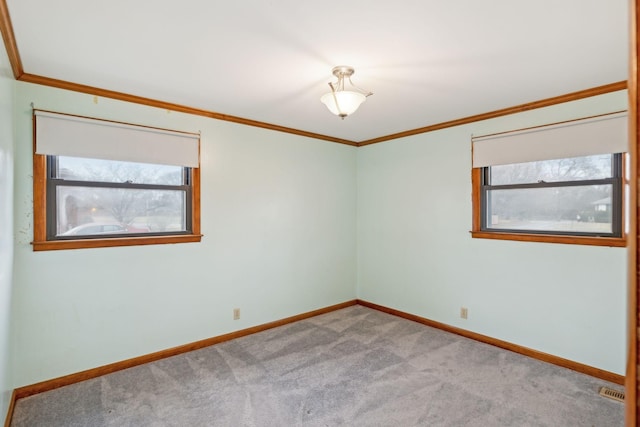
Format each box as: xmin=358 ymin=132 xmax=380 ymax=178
xmin=357 ymin=91 xmax=628 ymax=374
xmin=7 ymin=79 xmax=629 ymax=389
xmin=11 ymin=82 xmax=358 ymax=387
xmin=0 ymin=39 xmax=14 ymax=422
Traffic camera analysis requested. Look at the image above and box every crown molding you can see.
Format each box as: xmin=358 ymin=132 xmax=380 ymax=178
xmin=15 ymin=71 xmax=630 ymax=148
xmin=0 ymin=1 xmax=628 ymax=147
xmin=16 ymin=72 xmax=629 ymax=148
xmin=0 ymin=0 xmax=23 ymax=78
xmin=17 ymin=73 xmax=358 ymax=146
xmin=358 ymin=81 xmax=629 ymax=146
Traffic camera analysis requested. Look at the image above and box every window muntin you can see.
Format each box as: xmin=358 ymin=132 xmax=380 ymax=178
xmin=48 ymin=156 xmax=192 ymax=240
xmin=480 ymin=154 xmax=622 ymax=238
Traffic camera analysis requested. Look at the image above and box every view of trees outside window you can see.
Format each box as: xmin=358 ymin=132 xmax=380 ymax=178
xmin=54 ymin=156 xmax=187 ymax=237
xmin=486 ymin=154 xmax=616 ymax=234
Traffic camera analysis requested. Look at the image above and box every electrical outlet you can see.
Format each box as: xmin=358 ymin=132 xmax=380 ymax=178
xmin=233 ymin=308 xmax=240 ymax=320
xmin=460 ymin=307 xmax=468 ymax=319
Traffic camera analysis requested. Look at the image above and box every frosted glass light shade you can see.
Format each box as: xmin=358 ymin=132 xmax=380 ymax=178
xmin=321 ymin=91 xmax=367 ymax=117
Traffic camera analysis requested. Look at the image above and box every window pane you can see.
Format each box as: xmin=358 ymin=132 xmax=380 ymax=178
xmin=57 ymin=156 xmax=184 ymax=185
xmin=486 ymin=184 xmax=613 ymax=234
xmin=56 ymin=186 xmax=186 ymax=236
xmin=490 ymin=154 xmax=612 ymax=185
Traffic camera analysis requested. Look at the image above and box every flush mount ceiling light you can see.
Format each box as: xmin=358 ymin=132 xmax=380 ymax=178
xmin=320 ymin=65 xmax=373 ymax=119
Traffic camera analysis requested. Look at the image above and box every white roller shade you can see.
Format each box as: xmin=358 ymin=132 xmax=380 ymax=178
xmin=472 ymin=112 xmax=627 ymax=168
xmin=35 ymin=110 xmax=200 ymax=167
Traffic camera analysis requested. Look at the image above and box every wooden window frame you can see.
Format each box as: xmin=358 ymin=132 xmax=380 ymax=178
xmin=32 ymin=153 xmax=202 ymax=252
xmin=471 ymin=158 xmax=627 ymax=247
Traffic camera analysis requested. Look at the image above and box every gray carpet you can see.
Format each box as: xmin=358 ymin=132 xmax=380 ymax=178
xmin=11 ymin=306 xmax=624 ymax=426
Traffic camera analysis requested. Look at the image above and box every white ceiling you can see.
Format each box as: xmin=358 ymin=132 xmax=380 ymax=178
xmin=5 ymin=0 xmax=629 ymax=143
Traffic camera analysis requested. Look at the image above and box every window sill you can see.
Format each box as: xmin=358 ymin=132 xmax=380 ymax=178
xmin=32 ymin=234 xmax=203 ymax=251
xmin=470 ymin=231 xmax=626 ymax=247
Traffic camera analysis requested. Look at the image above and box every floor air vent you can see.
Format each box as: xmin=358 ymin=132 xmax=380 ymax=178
xmin=599 ymin=386 xmax=625 ymax=403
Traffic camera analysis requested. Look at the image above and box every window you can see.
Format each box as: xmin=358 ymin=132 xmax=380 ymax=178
xmin=479 ymin=153 xmax=622 ymax=235
xmin=32 ymin=110 xmax=202 ymax=251
xmin=471 ymin=112 xmax=627 ymax=246
xmin=48 ymin=156 xmax=192 ymax=239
